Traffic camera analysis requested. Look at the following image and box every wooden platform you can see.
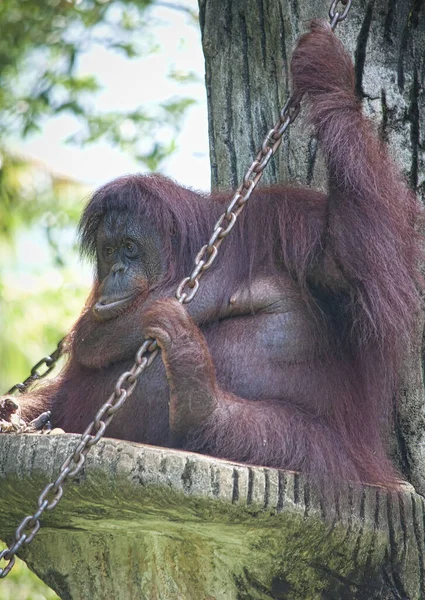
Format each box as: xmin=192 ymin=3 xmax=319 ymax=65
xmin=0 ymin=433 xmax=424 ymax=599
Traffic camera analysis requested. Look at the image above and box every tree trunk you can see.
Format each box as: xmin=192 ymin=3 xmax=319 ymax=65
xmin=198 ymin=0 xmax=425 ymax=495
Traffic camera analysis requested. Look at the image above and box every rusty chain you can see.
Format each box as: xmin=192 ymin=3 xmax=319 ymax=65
xmin=0 ymin=0 xmax=352 ymax=579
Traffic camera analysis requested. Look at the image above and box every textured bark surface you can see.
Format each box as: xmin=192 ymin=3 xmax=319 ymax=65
xmin=1 ymin=434 xmax=424 ymax=600
xmin=198 ymin=0 xmax=425 ymax=495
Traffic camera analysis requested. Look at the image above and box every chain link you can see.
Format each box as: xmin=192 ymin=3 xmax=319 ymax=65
xmin=176 ymin=96 xmax=301 ymax=305
xmin=0 ymin=0 xmax=352 ymax=578
xmin=0 ymin=338 xmax=159 ymax=577
xmin=7 ymin=339 xmax=66 ymax=395
xmin=329 ymin=0 xmax=352 ymax=30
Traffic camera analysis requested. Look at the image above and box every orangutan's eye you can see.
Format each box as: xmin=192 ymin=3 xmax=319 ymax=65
xmin=124 ymin=239 xmax=138 ymax=258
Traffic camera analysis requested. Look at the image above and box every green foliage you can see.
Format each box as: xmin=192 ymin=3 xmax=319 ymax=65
xmin=0 ymin=152 xmax=91 ymax=395
xmin=169 ymin=67 xmax=201 ymax=84
xmin=0 ymin=158 xmax=92 ymax=600
xmin=0 ymin=2 xmax=200 ymax=594
xmin=0 ymin=150 xmax=86 ymax=240
xmin=0 ymin=544 xmax=59 ymax=599
xmin=68 ymin=96 xmax=196 ymax=169
xmin=0 ymin=260 xmax=89 ymax=392
xmin=0 ymin=0 xmax=197 ymax=168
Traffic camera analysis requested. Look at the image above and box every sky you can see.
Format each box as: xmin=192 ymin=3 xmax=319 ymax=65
xmin=11 ymin=0 xmax=211 ymax=193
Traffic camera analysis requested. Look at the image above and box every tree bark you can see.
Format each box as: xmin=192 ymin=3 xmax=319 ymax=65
xmin=198 ymin=0 xmax=425 ymax=495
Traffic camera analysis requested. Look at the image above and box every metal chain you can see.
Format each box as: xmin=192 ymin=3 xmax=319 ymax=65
xmin=7 ymin=339 xmax=66 ymax=395
xmin=329 ymin=0 xmax=351 ymax=30
xmin=176 ymin=96 xmax=301 ymax=304
xmin=0 ymin=0 xmax=352 ymax=579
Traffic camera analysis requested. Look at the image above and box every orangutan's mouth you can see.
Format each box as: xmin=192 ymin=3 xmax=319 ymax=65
xmin=93 ymin=294 xmax=137 ymax=321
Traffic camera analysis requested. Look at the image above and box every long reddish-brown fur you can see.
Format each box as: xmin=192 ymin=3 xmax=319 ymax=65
xmin=14 ymin=21 xmax=423 ymax=491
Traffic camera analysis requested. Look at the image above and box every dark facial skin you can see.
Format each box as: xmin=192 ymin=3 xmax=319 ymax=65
xmin=93 ymin=210 xmax=164 ymax=321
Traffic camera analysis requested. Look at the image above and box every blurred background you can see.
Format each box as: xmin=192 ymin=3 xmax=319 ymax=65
xmin=0 ymin=0 xmax=207 ymax=596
